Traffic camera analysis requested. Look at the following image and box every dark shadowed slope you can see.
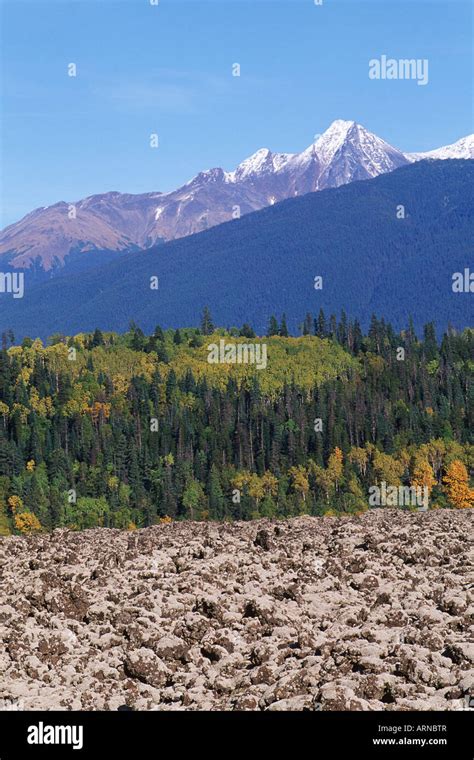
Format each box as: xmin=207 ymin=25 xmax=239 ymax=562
xmin=1 ymin=159 xmax=472 ymax=340
xmin=1 ymin=122 xmax=471 ymax=274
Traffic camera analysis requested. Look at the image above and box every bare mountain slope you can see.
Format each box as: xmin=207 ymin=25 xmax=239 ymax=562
xmin=2 ymin=120 xmax=471 ymax=272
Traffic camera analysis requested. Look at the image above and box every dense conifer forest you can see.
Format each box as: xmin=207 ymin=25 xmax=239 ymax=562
xmin=0 ymin=310 xmax=472 ymax=534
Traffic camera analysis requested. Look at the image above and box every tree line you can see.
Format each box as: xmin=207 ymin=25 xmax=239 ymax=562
xmin=0 ymin=310 xmax=472 ymax=534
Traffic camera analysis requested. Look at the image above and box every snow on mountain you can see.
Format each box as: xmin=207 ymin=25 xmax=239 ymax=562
xmin=1 ymin=121 xmax=472 ymax=271
xmin=275 ymin=120 xmax=409 ymax=194
xmin=230 ymin=148 xmax=274 ymax=180
xmin=313 ymin=119 xmax=356 ymax=166
xmin=405 ymin=134 xmax=474 ymax=162
xmin=226 ymin=148 xmax=294 ymax=182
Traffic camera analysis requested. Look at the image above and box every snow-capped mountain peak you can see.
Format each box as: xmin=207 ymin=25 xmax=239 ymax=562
xmin=406 ymin=133 xmax=474 ymax=162
xmin=226 ymin=147 xmax=295 ymax=182
xmin=1 ymin=120 xmax=472 ymax=271
xmin=230 ymin=148 xmax=274 ymax=181
xmin=313 ymin=119 xmax=357 ymax=162
xmin=293 ymin=119 xmax=409 ymax=188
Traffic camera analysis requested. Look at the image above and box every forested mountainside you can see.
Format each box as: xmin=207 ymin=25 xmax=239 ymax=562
xmin=1 ymin=121 xmax=472 ymax=273
xmin=0 ymin=312 xmax=472 ymax=535
xmin=1 ymin=159 xmax=473 ymax=340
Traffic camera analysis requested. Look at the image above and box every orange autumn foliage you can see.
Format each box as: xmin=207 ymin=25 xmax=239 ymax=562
xmin=443 ymin=460 xmax=474 ymax=509
xmin=14 ymin=512 xmax=42 ymax=534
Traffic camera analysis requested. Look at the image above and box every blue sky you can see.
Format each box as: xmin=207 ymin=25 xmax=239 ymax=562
xmin=1 ymin=0 xmax=472 ymax=227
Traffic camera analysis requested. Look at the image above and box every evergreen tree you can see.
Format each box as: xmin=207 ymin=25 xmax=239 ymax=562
xmin=200 ymin=306 xmax=214 ymax=336
xmin=207 ymin=464 xmax=225 ymax=519
xmin=303 ymin=313 xmax=313 ymax=336
xmin=267 ymin=315 xmax=279 ymax=336
xmin=279 ymin=314 xmax=289 ymax=337
xmin=239 ymin=323 xmax=256 ymax=338
xmin=153 ymin=325 xmax=165 ymax=342
xmin=315 ymin=309 xmax=327 ymax=338
xmin=91 ymin=328 xmax=105 ymax=348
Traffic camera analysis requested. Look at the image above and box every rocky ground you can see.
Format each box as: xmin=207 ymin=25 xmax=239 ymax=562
xmin=0 ymin=510 xmax=472 ymax=711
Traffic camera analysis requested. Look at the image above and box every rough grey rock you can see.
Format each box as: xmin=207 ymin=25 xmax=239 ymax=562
xmin=0 ymin=510 xmax=472 ymax=711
